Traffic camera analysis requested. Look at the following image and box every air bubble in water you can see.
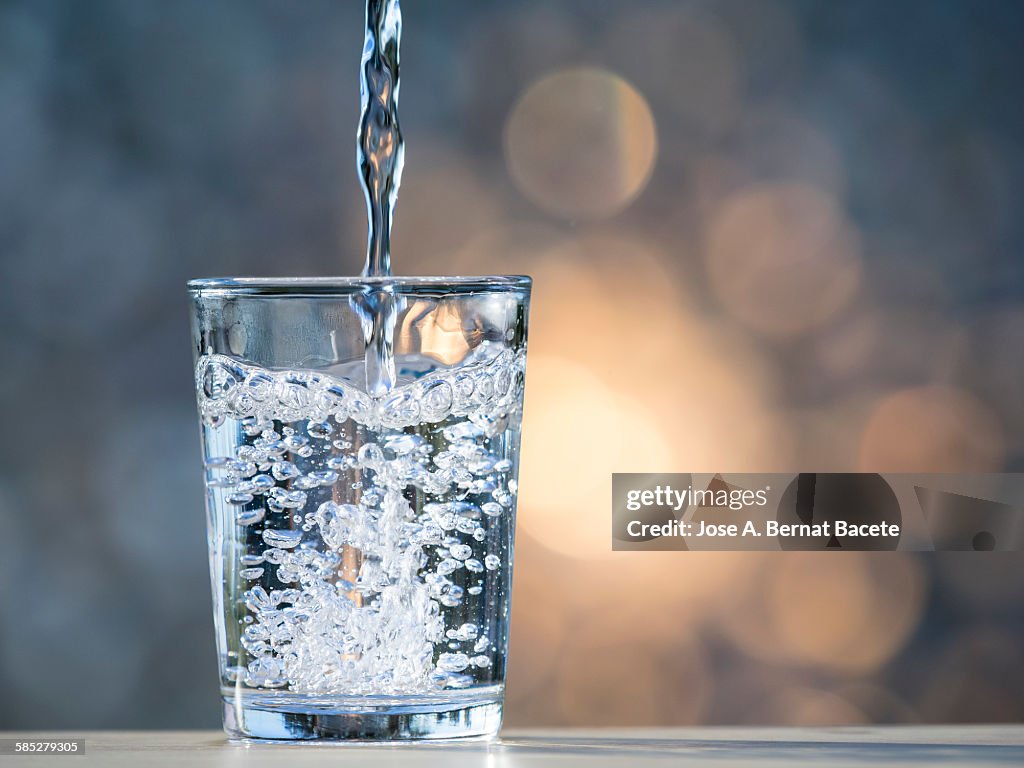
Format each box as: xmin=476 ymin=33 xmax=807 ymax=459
xmin=326 ymin=456 xmax=349 ymax=471
xmin=437 ymin=653 xmax=470 ymax=672
xmin=283 ymin=434 xmax=310 ymax=453
xmin=315 ymin=388 xmax=348 ymax=421
xmin=236 ymin=508 xmax=265 ymax=526
xmin=245 ymin=372 xmax=275 ymax=402
xmin=262 ymin=529 xmax=303 ymax=549
xmin=382 ymin=391 xmax=420 ymax=424
xmin=262 ymin=548 xmax=285 ymax=565
xmin=385 ymin=434 xmax=426 ymax=454
xmin=445 ymin=673 xmax=475 ymax=689
xmin=250 ymin=474 xmax=275 ymax=492
xmin=201 ymin=360 xmax=239 ymax=399
xmin=358 ymin=443 xmax=384 ymax=465
xmin=309 ymin=470 xmax=339 ymax=486
xmin=420 ymin=379 xmax=454 ymax=419
xmin=440 ymin=584 xmax=464 ymax=607
xmin=195 ymin=350 xmax=525 ymax=695
xmin=241 ymin=419 xmax=264 ymax=437
xmin=452 ymin=374 xmax=475 ymax=401
xmin=307 ymin=420 xmax=334 ymax=439
xmin=255 ymin=436 xmax=286 ymax=457
xmin=416 ymin=524 xmax=444 ymax=545
xmin=292 ymin=475 xmax=320 ymax=491
xmin=426 ymin=504 xmax=458 ymax=531
xmin=443 ymin=422 xmax=484 ymax=441
xmin=269 ymin=488 xmax=307 ymax=509
xmin=229 ymin=460 xmax=257 ymax=478
xmin=455 ymin=517 xmax=478 ymax=535
xmin=436 ymin=558 xmax=460 ymax=576
xmin=270 ymin=462 xmax=299 ymax=481
xmin=245 ymin=585 xmax=271 ymax=609
xmin=246 ymin=657 xmax=286 ymax=687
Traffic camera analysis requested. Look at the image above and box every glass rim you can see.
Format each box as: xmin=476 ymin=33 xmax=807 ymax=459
xmin=188 ymin=275 xmax=532 ymax=297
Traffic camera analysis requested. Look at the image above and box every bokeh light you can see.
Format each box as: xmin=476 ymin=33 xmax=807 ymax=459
xmin=504 ymin=67 xmax=657 ymax=219
xmin=858 ymin=386 xmax=1005 ymax=472
xmin=517 ymin=231 xmax=793 ymax=472
xmin=705 ymin=181 xmax=862 ymax=337
xmin=717 ymin=553 xmax=926 ymax=674
xmin=518 ymin=356 xmax=673 ymax=560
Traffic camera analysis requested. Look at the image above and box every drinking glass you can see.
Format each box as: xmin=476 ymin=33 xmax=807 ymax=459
xmin=188 ymin=276 xmax=530 ymax=741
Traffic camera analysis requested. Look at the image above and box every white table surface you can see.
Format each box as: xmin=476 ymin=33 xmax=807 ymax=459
xmin=3 ymin=727 xmax=1024 ymax=767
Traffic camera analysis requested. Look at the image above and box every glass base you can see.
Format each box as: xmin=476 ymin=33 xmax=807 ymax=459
xmin=221 ymin=686 xmax=504 ymax=741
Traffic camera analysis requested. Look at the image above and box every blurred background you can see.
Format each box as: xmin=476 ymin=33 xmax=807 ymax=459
xmin=2 ymin=0 xmax=1024 ymax=729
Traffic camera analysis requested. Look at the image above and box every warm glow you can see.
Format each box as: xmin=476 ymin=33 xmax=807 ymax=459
xmin=518 ymin=356 xmax=674 ymax=559
xmin=400 ymin=299 xmax=471 ymax=366
xmin=705 ymin=182 xmax=862 ymax=337
xmin=717 ymin=553 xmax=926 ymax=674
xmin=504 ymin=67 xmax=657 ymax=219
xmin=859 ymin=386 xmax=1005 ymax=472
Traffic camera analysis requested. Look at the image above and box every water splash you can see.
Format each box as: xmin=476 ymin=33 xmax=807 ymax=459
xmin=357 ymin=0 xmax=404 ymax=278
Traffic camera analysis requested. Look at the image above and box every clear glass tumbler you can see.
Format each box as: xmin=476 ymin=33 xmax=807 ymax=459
xmin=188 ymin=277 xmax=530 ymax=741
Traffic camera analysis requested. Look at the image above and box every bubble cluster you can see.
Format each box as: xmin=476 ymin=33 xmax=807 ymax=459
xmin=199 ymin=351 xmax=522 ymax=696
xmin=196 ymin=346 xmax=526 ymax=431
